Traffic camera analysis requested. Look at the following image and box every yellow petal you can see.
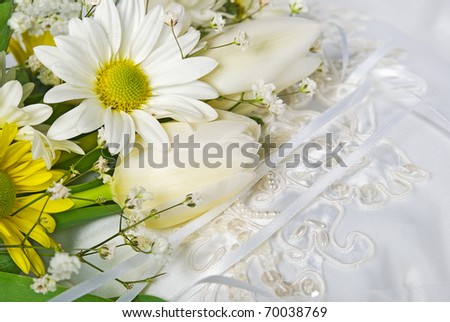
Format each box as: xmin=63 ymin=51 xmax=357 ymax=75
xmin=21 ymin=237 xmax=46 ymax=276
xmin=8 ymin=37 xmax=29 ymax=65
xmin=2 ymin=141 xmax=32 ymax=170
xmin=16 ymin=195 xmax=74 ymax=214
xmin=7 ymin=159 xmax=44 ymax=177
xmin=15 ymin=208 xmax=56 ymax=233
xmin=45 ymin=198 xmax=74 ymax=213
xmin=6 ymin=159 xmax=32 ymax=175
xmin=50 ymin=170 xmax=66 ymax=182
xmin=0 ymin=220 xmax=31 ymax=274
xmin=27 ymin=247 xmax=45 ymax=276
xmin=13 ymin=173 xmax=53 ymax=193
xmin=0 ymin=124 xmax=18 ymax=160
xmin=10 ymin=216 xmax=52 ymax=248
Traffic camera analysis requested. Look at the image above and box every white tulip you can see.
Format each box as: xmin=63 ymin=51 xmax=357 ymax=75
xmin=201 ymin=17 xmax=322 ymax=95
xmin=111 ymin=110 xmax=261 ymax=229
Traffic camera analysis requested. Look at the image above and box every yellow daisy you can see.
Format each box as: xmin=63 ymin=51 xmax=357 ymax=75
xmin=0 ymin=123 xmax=73 ymax=276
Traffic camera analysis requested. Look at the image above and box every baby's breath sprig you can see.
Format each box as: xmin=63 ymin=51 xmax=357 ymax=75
xmin=213 ymin=79 xmax=288 ymax=115
xmin=164 ymin=7 xmax=186 ymax=59
xmin=65 ymin=192 xmax=197 ymax=291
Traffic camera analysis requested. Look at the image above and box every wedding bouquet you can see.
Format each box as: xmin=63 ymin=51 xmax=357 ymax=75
xmin=0 ymin=0 xmax=437 ymax=302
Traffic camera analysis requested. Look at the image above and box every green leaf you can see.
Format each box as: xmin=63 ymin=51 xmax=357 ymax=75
xmin=0 ymin=251 xmax=21 ymax=274
xmin=0 ymin=0 xmax=13 ymax=52
xmin=0 ymin=271 xmax=111 ymax=302
xmin=133 ymin=295 xmax=166 ymax=302
xmin=68 ymin=179 xmax=104 ymax=195
xmin=53 ymin=203 xmax=122 ymax=230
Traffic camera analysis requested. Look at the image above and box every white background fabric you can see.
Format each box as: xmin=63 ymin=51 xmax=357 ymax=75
xmin=325 ymin=0 xmax=450 ymax=64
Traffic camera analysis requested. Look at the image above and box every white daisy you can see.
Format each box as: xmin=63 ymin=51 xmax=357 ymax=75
xmin=35 ymin=0 xmax=219 ymax=155
xmin=0 ymin=80 xmax=52 ymax=129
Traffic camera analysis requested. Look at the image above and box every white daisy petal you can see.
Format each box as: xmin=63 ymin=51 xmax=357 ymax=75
xmin=153 ymin=81 xmax=218 ymax=100
xmin=104 ymin=107 xmax=118 ymax=153
xmin=131 ymin=109 xmax=169 ymax=145
xmin=119 ymin=111 xmax=136 ymax=155
xmin=53 ymin=36 xmax=98 ymax=74
xmin=143 ymin=29 xmax=200 ymax=70
xmin=178 ymin=30 xmax=202 ymax=56
xmin=117 ymin=0 xmax=146 ymax=58
xmin=130 ymin=5 xmax=165 ymax=64
xmin=76 ymin=100 xmax=106 ymax=133
xmin=45 ymin=83 xmax=95 ymax=103
xmin=150 ymin=95 xmax=218 ymax=122
xmin=47 ymin=104 xmax=87 ymax=140
xmin=34 ymin=46 xmax=95 ymax=86
xmin=32 ymin=130 xmax=54 ymax=168
xmin=1 ymin=80 xmax=23 ymax=108
xmin=67 ymin=17 xmax=85 ymax=38
xmin=105 ymin=110 xmax=135 ymax=156
xmin=1 ymin=106 xmax=26 ymax=126
xmin=151 ymin=57 xmax=218 ymax=87
xmin=52 ymin=140 xmax=85 ymax=155
xmin=21 ymin=104 xmax=52 ymax=126
xmin=94 ymin=0 xmax=122 ymax=54
xmin=76 ymin=18 xmax=112 ymax=63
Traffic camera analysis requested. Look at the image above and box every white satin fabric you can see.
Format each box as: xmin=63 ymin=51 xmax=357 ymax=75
xmin=320 ymin=0 xmax=450 ymax=64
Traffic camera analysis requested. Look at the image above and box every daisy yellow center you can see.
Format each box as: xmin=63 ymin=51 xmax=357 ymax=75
xmin=0 ymin=171 xmax=15 ymax=218
xmin=96 ymin=60 xmax=151 ymax=113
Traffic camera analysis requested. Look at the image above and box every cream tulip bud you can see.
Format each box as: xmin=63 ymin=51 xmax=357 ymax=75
xmin=111 ymin=111 xmax=261 ymax=229
xmin=201 ymin=17 xmax=322 ymax=95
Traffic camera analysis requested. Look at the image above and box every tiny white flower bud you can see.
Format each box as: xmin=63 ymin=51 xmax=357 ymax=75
xmin=31 ymin=274 xmax=57 ymax=294
xmin=125 ymin=187 xmax=153 ymax=210
xmin=210 ymin=14 xmax=225 ymax=33
xmin=268 ymin=96 xmax=286 ymax=115
xmin=47 ymin=180 xmax=71 ymax=200
xmin=99 ymin=243 xmax=116 ymax=260
xmin=235 ymin=31 xmax=250 ymax=51
xmin=299 ymin=77 xmax=317 ymax=97
xmin=289 ymin=0 xmax=309 ymax=15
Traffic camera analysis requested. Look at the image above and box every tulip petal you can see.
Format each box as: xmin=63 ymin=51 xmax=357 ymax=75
xmin=202 ymin=17 xmax=321 ymax=95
